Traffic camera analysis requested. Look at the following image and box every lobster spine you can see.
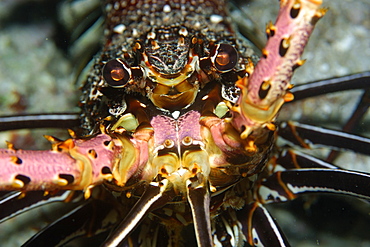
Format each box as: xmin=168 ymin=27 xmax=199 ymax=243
xmin=233 ymin=0 xmax=326 ymax=139
xmin=0 ymin=134 xmax=119 ymax=195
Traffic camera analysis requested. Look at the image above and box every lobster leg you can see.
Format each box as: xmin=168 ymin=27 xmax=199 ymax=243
xmin=0 ymin=190 xmax=81 ymax=223
xmin=326 ymin=88 xmax=370 ymax=162
xmin=22 ymin=198 xmax=117 ymax=247
xmin=237 ymin=202 xmax=291 ymax=247
xmin=278 ymin=121 xmax=370 ymax=155
xmin=0 ymin=113 xmax=79 ymax=131
xmin=256 ymin=168 xmax=370 ymax=204
xmin=274 ymin=149 xmax=339 ymax=170
xmin=289 ymin=71 xmax=370 ymax=101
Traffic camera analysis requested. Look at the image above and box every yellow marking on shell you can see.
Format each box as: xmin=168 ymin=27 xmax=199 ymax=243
xmin=113 ymin=135 xmax=137 ymax=186
xmin=43 ymin=135 xmax=55 ymax=143
xmin=235 ymin=77 xmax=246 ymax=90
xmin=6 ymin=141 xmax=16 ymax=150
xmin=18 ymin=192 xmax=26 ymax=199
xmin=88 ymin=149 xmax=98 ymax=159
xmin=317 ymin=7 xmax=328 ymax=18
xmin=53 ymin=178 xmax=69 ymax=186
xmin=245 ymin=140 xmax=257 ymax=152
xmin=104 ymin=116 xmax=114 ymax=121
xmin=281 ymin=36 xmax=291 ymax=50
xmin=75 ymin=158 xmax=92 ymax=189
xmin=53 ymin=138 xmax=75 ymax=153
xmin=114 ymin=127 xmax=126 ymax=134
xmin=283 ymin=92 xmax=294 ymax=102
xmin=297 ymin=59 xmax=306 ymax=67
xmin=265 ymin=21 xmax=277 ymax=37
xmin=293 ymin=59 xmax=306 ymax=71
xmin=147 ymin=64 xmax=195 ymax=87
xmin=261 ymin=80 xmax=271 ymax=91
xmin=306 ymin=0 xmax=322 ymax=5
xmin=134 ymin=42 xmax=141 ymax=50
xmin=99 ymin=124 xmax=108 ymax=134
xmin=239 ymin=97 xmax=285 ymax=127
xmin=311 ymin=7 xmax=327 ymax=24
xmin=293 ymin=1 xmax=301 ymax=10
xmin=12 ymin=178 xmax=24 ymax=189
xmin=126 ymin=191 xmax=132 ymax=198
xmin=44 ymin=135 xmax=62 ymax=152
xmin=68 ymin=129 xmax=77 ymax=138
xmin=245 ymin=58 xmax=254 ymax=74
xmin=265 ymin=123 xmax=276 ymax=131
xmin=102 ymin=173 xmax=113 ymax=182
xmin=261 ymin=48 xmax=269 ymax=58
xmin=10 ymin=156 xmax=22 ymax=165
xmin=63 ymin=142 xmax=95 ymax=191
xmin=84 ymin=185 xmax=95 ymax=199
xmin=240 ymin=126 xmax=252 ymax=140
xmin=210 ymin=185 xmax=217 ymax=192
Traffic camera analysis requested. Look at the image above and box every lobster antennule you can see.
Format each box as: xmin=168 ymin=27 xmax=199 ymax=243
xmin=232 ymin=0 xmax=326 ymax=139
xmin=238 ymin=202 xmax=291 ymax=247
xmin=0 ymin=134 xmax=120 ymax=197
xmin=256 ymin=168 xmax=370 ymax=204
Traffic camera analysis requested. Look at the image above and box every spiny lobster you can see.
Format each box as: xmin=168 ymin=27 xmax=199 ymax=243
xmin=0 ymin=0 xmax=370 ymax=246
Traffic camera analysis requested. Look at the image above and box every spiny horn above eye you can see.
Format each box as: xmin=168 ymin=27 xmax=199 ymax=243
xmin=103 ymin=59 xmax=131 ymax=88
xmin=211 ymin=44 xmax=239 ymax=72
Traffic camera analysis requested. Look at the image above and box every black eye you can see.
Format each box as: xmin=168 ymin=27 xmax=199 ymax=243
xmin=102 ymin=59 xmax=131 ymax=88
xmin=211 ymin=44 xmax=238 ymax=72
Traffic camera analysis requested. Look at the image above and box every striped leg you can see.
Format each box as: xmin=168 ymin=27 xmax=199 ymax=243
xmin=237 ymin=202 xmax=290 ymax=247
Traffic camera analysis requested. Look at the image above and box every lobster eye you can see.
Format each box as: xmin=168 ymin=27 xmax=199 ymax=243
xmin=212 ymin=44 xmax=238 ymax=72
xmin=103 ymin=59 xmax=131 ymax=88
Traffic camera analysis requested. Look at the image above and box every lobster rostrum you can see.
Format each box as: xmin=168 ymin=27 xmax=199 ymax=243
xmin=0 ymin=0 xmax=370 ymax=246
